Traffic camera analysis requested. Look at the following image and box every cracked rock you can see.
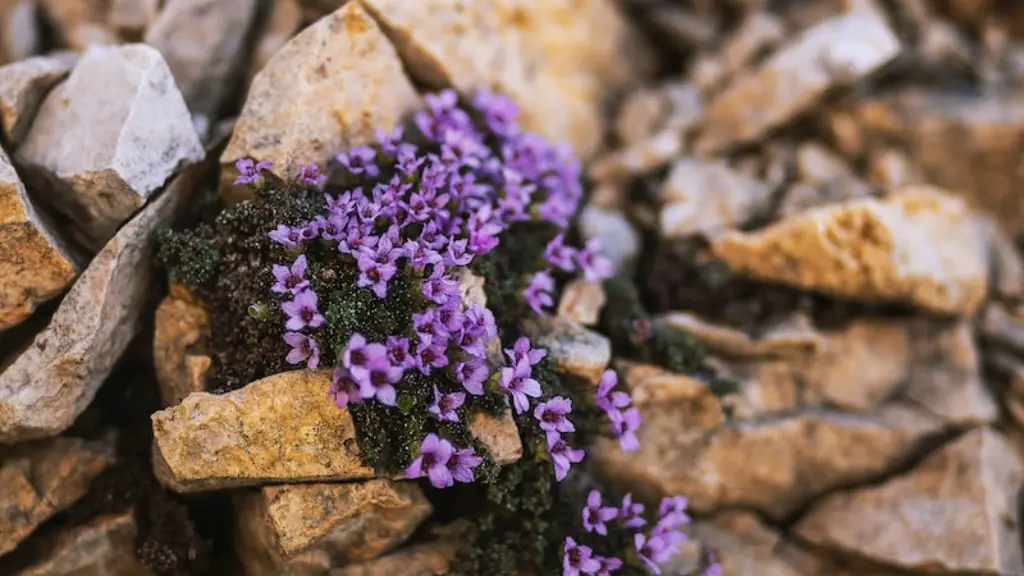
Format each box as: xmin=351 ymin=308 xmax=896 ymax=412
xmin=0 ymin=54 xmax=74 ymax=147
xmin=153 ymin=284 xmax=211 ymax=407
xmin=523 ymin=314 xmax=611 ymax=388
xmin=11 ymin=509 xmax=153 ymax=576
xmin=331 ymin=522 xmax=467 ymax=576
xmin=657 ymin=157 xmax=771 ymax=239
xmin=657 ymin=311 xmax=824 ymax=360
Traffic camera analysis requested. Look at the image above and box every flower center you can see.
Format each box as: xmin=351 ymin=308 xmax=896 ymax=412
xmin=301 ymin=309 xmax=314 ymax=322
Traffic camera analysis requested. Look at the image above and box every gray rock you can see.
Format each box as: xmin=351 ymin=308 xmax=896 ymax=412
xmin=0 ymin=54 xmax=74 ymax=147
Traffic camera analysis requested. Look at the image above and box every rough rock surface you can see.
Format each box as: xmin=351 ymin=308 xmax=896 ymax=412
xmin=152 ymin=369 xmax=522 ymax=492
xmin=657 ymin=157 xmax=771 ymax=238
xmin=0 ymin=145 xmax=78 ymax=331
xmin=657 ymin=311 xmax=824 ymax=359
xmin=556 ymin=279 xmax=606 ymax=326
xmin=220 ymin=2 xmax=418 ymax=197
xmin=234 ymin=480 xmax=431 ymax=575
xmin=330 ymin=522 xmax=466 ymax=576
xmin=523 ymin=314 xmax=611 ymax=388
xmin=794 ymin=428 xmax=1024 ymax=574
xmin=11 ymin=509 xmax=154 ymax=576
xmin=153 ymin=284 xmax=211 ymax=407
xmin=246 ymin=0 xmax=303 ymax=86
xmin=0 ymin=54 xmax=74 ymax=146
xmin=578 ymin=204 xmax=640 ymax=276
xmin=712 ymin=187 xmax=989 ymax=316
xmin=0 ymin=0 xmax=38 ymax=65
xmin=38 ymin=0 xmax=118 ymax=50
xmin=17 ymin=43 xmax=202 ymax=249
xmin=0 ymin=435 xmax=116 ymax=556
xmin=0 ymin=160 xmax=203 ymax=443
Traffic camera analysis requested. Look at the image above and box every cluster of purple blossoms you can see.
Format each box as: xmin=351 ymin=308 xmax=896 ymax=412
xmin=596 ymin=369 xmax=642 ymax=453
xmin=526 ymin=234 xmax=613 ymax=315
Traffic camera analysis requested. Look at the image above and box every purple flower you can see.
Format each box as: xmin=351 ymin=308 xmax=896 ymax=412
xmin=504 ymin=336 xmax=546 ymax=367
xmin=314 ymin=213 xmax=348 ymax=242
xmin=543 ymin=233 xmax=576 ymax=272
xmin=533 ymin=396 xmax=574 ymax=433
xmin=358 ymin=356 xmax=403 ymax=406
xmin=635 ymin=532 xmax=668 ymax=575
xmin=375 ymin=125 xmax=404 ymax=156
xmin=464 ymin=305 xmax=497 ymax=341
xmin=435 ymin=300 xmax=465 ymax=334
xmin=454 ymin=357 xmax=488 ymax=395
xmin=283 ymin=332 xmax=320 ymax=370
xmin=342 ymin=333 xmax=386 ymax=382
xmin=547 ymin=431 xmax=584 ymax=482
xmin=499 ymin=361 xmax=542 ymax=414
xmin=422 ymin=265 xmax=459 ymax=305
xmin=472 ymin=88 xmax=519 ymax=138
xmin=657 ymin=496 xmax=691 ymax=529
xmin=386 ymin=336 xmax=414 ymax=368
xmin=703 ymin=554 xmax=722 ymax=576
xmin=356 ymin=236 xmax=399 ymax=298
xmin=268 ymin=224 xmax=303 ymax=250
xmin=581 ymin=490 xmax=618 ymax=535
xmin=336 ymin=145 xmax=379 ymax=178
xmin=575 ymin=238 xmax=613 ymax=282
xmin=443 ymin=238 xmax=473 ymax=267
xmin=595 ymin=369 xmax=631 ymax=414
xmin=523 ymin=270 xmax=555 ymax=315
xmin=609 ymin=406 xmax=642 ymax=452
xmin=415 ymin=89 xmax=472 ymax=141
xmin=405 ymin=433 xmax=454 ymax=489
xmin=271 ymin=254 xmax=310 ymax=295
xmin=282 ymin=290 xmax=324 ymax=331
xmin=298 ymin=161 xmax=326 ymax=186
xmin=447 ymin=446 xmax=482 ymax=483
xmin=562 ymin=537 xmax=600 ymax=576
xmin=595 ymin=556 xmax=623 ymax=576
xmin=329 ymin=367 xmax=363 ymax=409
xmin=412 ymin=307 xmax=448 ymax=342
xmin=338 ymin=226 xmax=378 ymax=255
xmin=620 ymin=493 xmax=647 ymax=529
xmin=234 ymin=158 xmax=272 ymax=185
xmin=428 ymin=385 xmax=466 ymax=422
xmin=414 ymin=339 xmax=449 ymax=375
xmin=396 ymin=145 xmax=424 ymax=176
xmin=402 ymin=240 xmax=441 ymax=272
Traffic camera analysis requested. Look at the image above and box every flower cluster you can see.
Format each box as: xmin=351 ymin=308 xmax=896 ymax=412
xmin=596 ymin=369 xmax=641 ymax=452
xmin=527 ymin=234 xmax=613 ymax=314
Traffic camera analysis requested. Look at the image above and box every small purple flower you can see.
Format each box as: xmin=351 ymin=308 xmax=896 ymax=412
xmin=543 ymin=233 xmax=576 ymax=272
xmin=547 ymin=431 xmax=584 ymax=482
xmin=298 ymin=161 xmax=326 ymax=186
xmin=422 ymin=265 xmax=459 ymax=305
xmin=703 ymin=554 xmax=722 ymax=576
xmin=282 ymin=290 xmax=324 ymax=331
xmin=609 ymin=406 xmax=642 ymax=453
xmin=443 ymin=238 xmax=473 ymax=267
xmin=562 ymin=537 xmax=600 ymax=576
xmin=620 ymin=493 xmax=647 ymax=529
xmin=472 ymin=88 xmax=520 ymax=138
xmin=575 ymin=238 xmax=613 ymax=282
xmin=581 ymin=490 xmax=618 ymax=536
xmin=271 ymin=254 xmax=310 ymax=295
xmin=415 ymin=89 xmax=472 ymax=141
xmin=447 ymin=446 xmax=482 ymax=483
xmin=657 ymin=496 xmax=691 ymax=529
xmin=523 ymin=270 xmax=555 ymax=315
xmin=499 ymin=361 xmax=542 ymax=414
xmin=314 ymin=213 xmax=348 ymax=242
xmin=386 ymin=336 xmax=414 ymax=368
xmin=375 ymin=125 xmax=404 ymax=156
xmin=336 ymin=145 xmax=379 ymax=178
xmin=595 ymin=369 xmax=632 ymax=414
xmin=635 ymin=532 xmax=667 ymax=575
xmin=329 ymin=367 xmax=363 ymax=409
xmin=453 ymin=326 xmax=486 ymax=359
xmin=356 ymin=238 xmax=398 ymax=298
xmin=296 ymin=221 xmax=319 ymax=242
xmin=403 ymin=240 xmax=441 ymax=272
xmin=283 ymin=332 xmax=320 ymax=370
xmin=435 ymin=299 xmax=465 ymax=334
xmin=396 ymin=145 xmax=424 ymax=176
xmin=464 ymin=305 xmax=497 ymax=342
xmin=338 ymin=226 xmax=378 ymax=255
xmin=342 ymin=333 xmax=386 ymax=382
xmin=428 ymin=385 xmax=466 ymax=422
xmin=533 ymin=396 xmax=574 ymax=433
xmin=405 ymin=433 xmax=454 ymax=489
xmin=453 ymin=357 xmax=489 ymax=395
xmin=268 ymin=224 xmax=303 ymax=250
xmin=595 ymin=555 xmax=623 ymax=576
xmin=234 ymin=158 xmax=272 ymax=185
xmin=412 ymin=307 xmax=447 ymax=341
xmin=504 ymin=336 xmax=546 ymax=367
xmin=358 ymin=356 xmax=403 ymax=406
xmin=414 ymin=339 xmax=449 ymax=375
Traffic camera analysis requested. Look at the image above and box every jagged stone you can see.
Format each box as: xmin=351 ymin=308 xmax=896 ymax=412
xmin=246 ymin=0 xmax=303 ymax=86
xmin=153 ymin=284 xmax=211 ymax=407
xmin=0 ymin=54 xmax=73 ymax=147
xmin=657 ymin=157 xmax=771 ymax=239
xmin=556 ymin=279 xmax=606 ymax=327
xmin=38 ymin=0 xmax=117 ymax=50
xmin=0 ymin=0 xmax=39 ymax=64
xmin=11 ymin=509 xmax=153 ymax=576
xmin=330 ymin=522 xmax=467 ymax=576
xmin=656 ymin=311 xmax=824 ymax=360
xmin=523 ymin=315 xmax=611 ymax=388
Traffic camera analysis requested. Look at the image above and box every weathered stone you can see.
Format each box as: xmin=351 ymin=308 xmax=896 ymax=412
xmin=0 ymin=160 xmax=204 ymax=443
xmin=776 ymin=179 xmax=875 ymax=218
xmin=712 ymin=187 xmax=989 ymax=316
xmin=153 ymin=284 xmax=211 ymax=407
xmin=0 ymin=0 xmax=39 ymax=64
xmin=615 ymin=361 xmax=723 ymax=432
xmin=108 ymin=0 xmax=158 ymax=36
xmin=152 ymin=369 xmax=521 ymax=492
xmin=578 ymin=204 xmax=640 ymax=276
xmin=145 ymin=0 xmax=258 ymax=120
xmin=246 ymin=0 xmax=303 ymax=86
xmin=794 ymin=428 xmax=1024 ymax=574
xmin=657 ymin=157 xmax=771 ymax=239
xmin=984 ymin=218 xmax=1024 ymax=297
xmin=657 ymin=311 xmax=823 ymax=360
xmin=0 ymin=435 xmax=116 ymax=556
xmin=0 ymin=55 xmax=73 ymax=147
xmin=642 ymin=4 xmax=716 ymax=52
xmin=694 ymin=8 xmax=899 ymax=154
xmin=588 ymin=130 xmax=683 ymax=182
xmin=556 ymin=280 xmax=605 ymax=327
xmin=866 ymin=147 xmax=920 ymax=190
xmin=18 ymin=43 xmax=202 ymax=249
xmin=795 ymin=142 xmax=855 ymax=185
xmin=234 ymin=480 xmax=431 ymax=575
xmin=221 ymin=2 xmax=417 ymax=200
xmin=330 ymin=522 xmax=466 ymax=576
xmin=12 ymin=509 xmax=153 ymax=576
xmin=689 ymin=11 xmax=785 ymax=93
xmin=987 ymin=350 xmax=1024 ymax=400
xmin=0 ymin=145 xmax=78 ymax=331
xmin=614 ymin=82 xmax=703 ymax=146
xmin=523 ymin=315 xmax=610 ymax=388
xmin=38 ymin=0 xmax=117 ymax=50
xmin=981 ymin=302 xmax=1024 ymax=354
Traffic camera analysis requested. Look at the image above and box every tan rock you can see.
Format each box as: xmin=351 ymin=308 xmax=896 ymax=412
xmin=776 ymin=179 xmax=875 ymax=218
xmin=984 ymin=218 xmax=1024 ymax=297
xmin=0 ymin=55 xmax=73 ymax=147
xmin=0 ymin=145 xmax=78 ymax=331
xmin=588 ymin=130 xmax=683 ymax=182
xmin=616 ymin=361 xmax=723 ymax=433
xmin=39 ymin=0 xmax=117 ymax=50
xmin=0 ymin=0 xmax=39 ymax=64
xmin=12 ymin=509 xmax=154 ymax=576
xmin=867 ymin=147 xmax=920 ymax=190
xmin=795 ymin=142 xmax=854 ymax=185
xmin=614 ymin=82 xmax=703 ymax=147
xmin=719 ymin=12 xmax=786 ymax=77
xmin=523 ymin=315 xmax=610 ymax=388
xmin=981 ymin=302 xmax=1024 ymax=354
xmin=794 ymin=428 xmax=1024 ymax=574
xmin=151 ymin=369 xmax=521 ymax=492
xmin=578 ymin=204 xmax=640 ymax=276
xmin=145 ymin=0 xmax=258 ymax=120
xmin=987 ymin=350 xmax=1024 ymax=400
xmin=18 ymin=43 xmax=202 ymax=250
xmin=0 ymin=435 xmax=116 ymax=556
xmin=712 ymin=187 xmax=989 ymax=316
xmin=153 ymin=284 xmax=211 ymax=406
xmin=108 ymin=0 xmax=159 ymax=37
xmin=657 ymin=157 xmax=770 ymax=239
xmin=556 ymin=280 xmax=605 ymax=327
xmin=330 ymin=523 xmax=466 ymax=576
xmin=246 ymin=0 xmax=303 ymax=86
xmin=657 ymin=311 xmax=823 ymax=360
xmin=0 ymin=159 xmax=204 ymax=443
xmin=694 ymin=9 xmax=899 ymax=154
xmin=234 ymin=480 xmax=431 ymax=575
xmin=642 ymin=3 xmax=716 ymax=52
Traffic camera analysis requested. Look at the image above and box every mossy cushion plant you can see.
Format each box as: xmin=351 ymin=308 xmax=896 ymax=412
xmin=158 ymin=89 xmax=721 ymax=575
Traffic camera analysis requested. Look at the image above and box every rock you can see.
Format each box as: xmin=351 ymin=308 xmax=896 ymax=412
xmin=712 ymin=187 xmax=989 ymax=316
xmin=689 ymin=11 xmax=786 ymax=93
xmin=18 ymin=43 xmax=202 ymax=250
xmin=220 ymin=2 xmax=418 ymax=199
xmin=657 ymin=311 xmax=824 ymax=360
xmin=330 ymin=522 xmax=466 ymax=576
xmin=246 ymin=0 xmax=303 ymax=86
xmin=0 ymin=435 xmax=116 ymax=556
xmin=151 ymin=369 xmax=522 ymax=492
xmin=984 ymin=219 xmax=1024 ymax=298
xmin=11 ymin=509 xmax=154 ymax=576
xmin=523 ymin=315 xmax=610 ymax=388
xmin=0 ymin=54 xmax=74 ymax=147
xmin=556 ymin=280 xmax=606 ymax=326
xmin=0 ymin=0 xmax=39 ymax=64
xmin=145 ymin=0 xmax=258 ymax=120
xmin=795 ymin=142 xmax=855 ymax=185
xmin=108 ymin=0 xmax=159 ymax=37
xmin=616 ymin=361 xmax=723 ymax=433
xmin=982 ymin=303 xmax=1024 ymax=354
xmin=38 ymin=0 xmax=117 ymax=50
xmin=866 ymin=147 xmax=920 ymax=190
xmin=641 ymin=4 xmax=716 ymax=52
xmin=298 ymin=0 xmax=346 ymax=21
xmin=794 ymin=428 xmax=1024 ymax=574
xmin=614 ymin=82 xmax=703 ymax=147
xmin=693 ymin=8 xmax=899 ymax=154
xmin=657 ymin=157 xmax=771 ymax=239
xmin=776 ymin=179 xmax=875 ymax=218
xmin=234 ymin=480 xmax=431 ymax=575
xmin=0 ymin=159 xmax=204 ymax=443
xmin=0 ymin=145 xmax=78 ymax=331
xmin=153 ymin=284 xmax=211 ymax=407
xmin=578 ymin=204 xmax=640 ymax=276
xmin=588 ymin=130 xmax=684 ymax=182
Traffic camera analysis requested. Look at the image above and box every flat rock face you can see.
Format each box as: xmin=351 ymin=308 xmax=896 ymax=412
xmin=523 ymin=315 xmax=611 ymax=388
xmin=0 ymin=161 xmax=203 ymax=443
xmin=152 ymin=370 xmax=522 ymax=492
xmin=330 ymin=522 xmax=466 ymax=576
xmin=712 ymin=187 xmax=989 ymax=316
xmin=794 ymin=428 xmax=1024 ymax=574
xmin=0 ymin=145 xmax=78 ymax=331
xmin=12 ymin=509 xmax=154 ymax=576
xmin=234 ymin=480 xmax=431 ymax=575
xmin=18 ymin=43 xmax=202 ymax=249
xmin=556 ymin=279 xmax=606 ymax=326
xmin=220 ymin=2 xmax=418 ymax=195
xmin=0 ymin=435 xmax=116 ymax=556
xmin=153 ymin=284 xmax=211 ymax=407
xmin=0 ymin=54 xmax=74 ymax=146
xmin=657 ymin=311 xmax=824 ymax=360
xmin=657 ymin=157 xmax=771 ymax=239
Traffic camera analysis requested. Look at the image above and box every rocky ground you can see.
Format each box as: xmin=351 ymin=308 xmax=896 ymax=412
xmin=0 ymin=0 xmax=1023 ymax=575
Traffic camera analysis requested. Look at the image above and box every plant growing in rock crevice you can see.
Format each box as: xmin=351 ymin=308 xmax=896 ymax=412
xmin=159 ymin=89 xmax=718 ymax=575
